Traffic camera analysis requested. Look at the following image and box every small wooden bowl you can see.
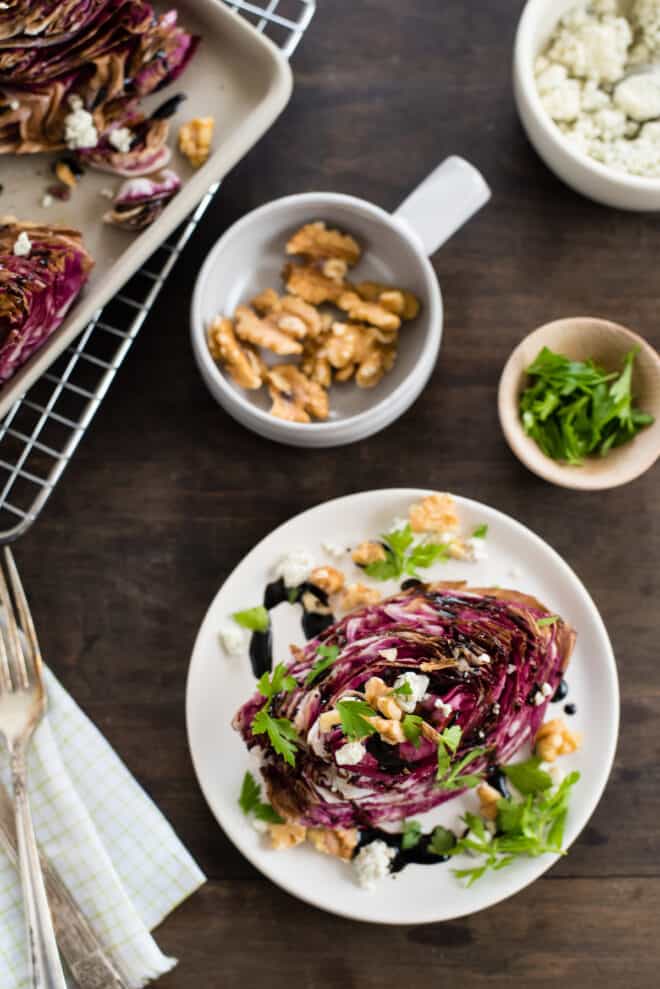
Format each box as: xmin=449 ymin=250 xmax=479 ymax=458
xmin=498 ymin=317 xmax=660 ymax=490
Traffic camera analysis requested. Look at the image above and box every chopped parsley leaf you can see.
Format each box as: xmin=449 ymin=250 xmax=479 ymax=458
xmin=401 ymin=819 xmax=423 ymax=850
xmin=238 ymin=771 xmax=283 ymax=824
xmin=251 ymin=709 xmax=300 ymax=767
xmin=450 ymin=771 xmax=580 ymax=884
xmin=233 ymin=605 xmax=270 ymax=632
xmin=336 ymin=699 xmax=378 ymax=741
xmin=402 ymin=714 xmax=423 ymax=748
xmin=427 ymin=825 xmax=457 ymax=857
xmin=305 ymin=644 xmax=341 ymax=686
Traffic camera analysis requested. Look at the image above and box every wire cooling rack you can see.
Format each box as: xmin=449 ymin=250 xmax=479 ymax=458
xmin=0 ymin=0 xmax=315 ymax=543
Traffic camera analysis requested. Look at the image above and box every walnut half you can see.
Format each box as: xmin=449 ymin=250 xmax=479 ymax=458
xmin=207 ymin=316 xmax=264 ymax=390
xmin=286 ymin=221 xmax=361 ymax=266
xmin=267 ymin=364 xmax=329 ymax=423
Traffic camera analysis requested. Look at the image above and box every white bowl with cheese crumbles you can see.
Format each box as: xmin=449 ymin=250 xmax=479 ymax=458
xmin=190 ymin=158 xmax=490 ymax=447
xmin=514 ymin=0 xmax=660 ymax=211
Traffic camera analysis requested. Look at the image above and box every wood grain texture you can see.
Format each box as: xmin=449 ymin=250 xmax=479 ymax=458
xmin=11 ymin=0 xmax=660 ymax=985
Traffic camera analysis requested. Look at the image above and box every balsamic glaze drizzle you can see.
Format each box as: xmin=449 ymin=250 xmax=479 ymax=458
xmin=552 ymin=679 xmax=569 ymax=702
xmin=356 ymin=827 xmax=452 ymax=873
xmin=247 ymin=578 xmax=336 ymax=678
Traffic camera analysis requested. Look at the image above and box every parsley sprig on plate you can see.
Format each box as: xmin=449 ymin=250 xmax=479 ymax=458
xmin=305 ymin=644 xmax=340 ymax=687
xmin=336 ymin=699 xmax=378 ymax=740
xmin=238 ymin=771 xmax=283 ymax=824
xmin=251 ymin=663 xmax=300 ymax=767
xmin=520 ymin=346 xmax=654 ymax=465
xmin=450 ymin=756 xmax=580 ymax=885
xmin=232 ymin=605 xmax=270 ymax=632
xmin=363 ymin=523 xmax=450 ymax=581
xmin=435 ymin=725 xmax=488 ymax=791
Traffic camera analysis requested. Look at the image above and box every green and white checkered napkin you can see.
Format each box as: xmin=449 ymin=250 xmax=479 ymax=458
xmin=0 ymin=669 xmax=205 ymax=988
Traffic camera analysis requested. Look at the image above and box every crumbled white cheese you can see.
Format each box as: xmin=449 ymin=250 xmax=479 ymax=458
xmin=219 ymin=624 xmax=246 ymax=657
xmin=274 ymin=549 xmax=312 ymax=588
xmin=614 ymin=71 xmax=660 ymax=122
xmin=541 ymin=75 xmax=583 ymax=122
xmin=64 ymin=94 xmax=98 ymax=150
xmin=392 ymin=671 xmax=429 ymax=713
xmin=541 ymin=681 xmax=553 ymax=698
xmin=335 ymin=740 xmax=367 ymax=766
xmin=353 ymin=840 xmax=396 ymax=889
xmin=474 ymin=653 xmax=491 ymax=666
xmin=492 ymin=702 xmax=501 ymax=715
xmin=251 ymin=817 xmax=269 ymax=834
xmin=533 ymin=691 xmax=546 ymax=707
xmin=467 ymin=536 xmax=488 ymax=562
xmin=434 ymin=699 xmax=452 ymax=717
xmin=537 ymin=1 xmax=660 ymax=177
xmin=9 ymin=99 xmax=19 ymax=112
xmin=321 ymin=540 xmax=345 ymax=559
xmin=379 ymin=648 xmax=398 ymax=661
xmin=506 ymin=663 xmax=516 ymax=675
xmin=109 ymin=126 xmax=133 ymax=154
xmin=12 ymin=231 xmax=32 ymax=257
xmin=547 ymin=4 xmax=631 ymax=84
xmin=40 ymin=194 xmax=54 ymax=209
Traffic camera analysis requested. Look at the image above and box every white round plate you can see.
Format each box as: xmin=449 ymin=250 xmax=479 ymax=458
xmin=186 ymin=489 xmax=619 ymax=924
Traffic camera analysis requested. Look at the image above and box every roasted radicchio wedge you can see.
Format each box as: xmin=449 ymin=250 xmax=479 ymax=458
xmin=0 ymin=2 xmax=198 ymax=175
xmin=0 ymin=218 xmax=93 ymax=384
xmin=232 ymin=583 xmax=575 ymax=828
xmin=104 ymin=169 xmax=181 ymax=230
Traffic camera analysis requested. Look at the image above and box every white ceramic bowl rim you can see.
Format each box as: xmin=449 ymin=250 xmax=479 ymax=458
xmin=190 ymin=191 xmax=442 ymax=434
xmin=515 ymin=0 xmax=660 ymax=190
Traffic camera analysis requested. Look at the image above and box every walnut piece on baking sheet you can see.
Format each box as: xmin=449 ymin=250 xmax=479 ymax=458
xmin=178 ymin=117 xmax=215 ymax=168
xmin=286 ymin=221 xmax=361 ymax=266
xmin=267 ymin=364 xmax=329 ymax=423
xmin=207 ymin=316 xmax=264 ymax=390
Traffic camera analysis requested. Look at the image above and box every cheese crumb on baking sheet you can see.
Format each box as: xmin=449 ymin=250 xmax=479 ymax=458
xmin=64 ymin=94 xmax=98 ymax=150
xmin=13 ymin=231 xmax=32 ymax=257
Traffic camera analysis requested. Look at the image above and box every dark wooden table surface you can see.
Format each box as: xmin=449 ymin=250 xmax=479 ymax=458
xmin=16 ymin=1 xmax=660 ymax=986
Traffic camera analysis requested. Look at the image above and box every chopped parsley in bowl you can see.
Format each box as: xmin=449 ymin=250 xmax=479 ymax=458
xmin=519 ymin=346 xmax=654 ymax=465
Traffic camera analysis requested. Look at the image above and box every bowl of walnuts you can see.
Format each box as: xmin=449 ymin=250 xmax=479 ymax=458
xmin=190 ymin=158 xmax=490 ymax=447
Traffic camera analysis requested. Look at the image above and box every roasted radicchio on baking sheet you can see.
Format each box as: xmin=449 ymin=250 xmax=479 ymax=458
xmin=103 ymin=168 xmax=182 ymax=230
xmin=233 ymin=583 xmax=575 ymax=828
xmin=0 ymin=218 xmax=94 ymax=383
xmin=0 ymin=0 xmax=198 ymax=175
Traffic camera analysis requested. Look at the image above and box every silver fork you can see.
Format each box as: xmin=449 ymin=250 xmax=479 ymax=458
xmin=0 ymin=548 xmax=67 ymax=989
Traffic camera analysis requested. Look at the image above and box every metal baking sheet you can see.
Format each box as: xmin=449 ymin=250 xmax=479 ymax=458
xmin=0 ymin=0 xmax=293 ymax=419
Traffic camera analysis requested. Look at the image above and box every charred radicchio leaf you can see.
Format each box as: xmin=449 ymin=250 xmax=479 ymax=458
xmin=103 ymin=169 xmax=181 ymax=230
xmin=0 ymin=217 xmax=93 ymax=384
xmin=232 ymin=583 xmax=575 ymax=829
xmin=0 ymin=2 xmax=199 ymax=173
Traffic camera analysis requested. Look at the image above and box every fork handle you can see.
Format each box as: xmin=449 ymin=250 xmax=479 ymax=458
xmin=11 ymin=747 xmax=68 ymax=989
